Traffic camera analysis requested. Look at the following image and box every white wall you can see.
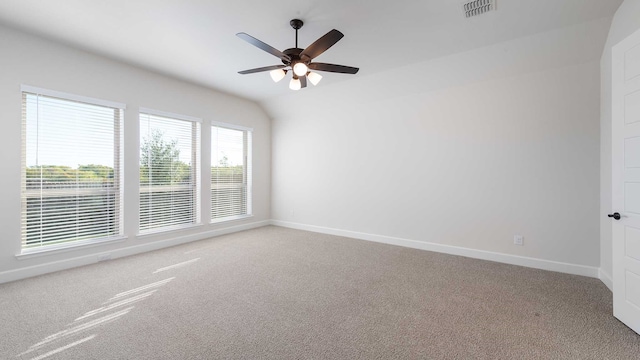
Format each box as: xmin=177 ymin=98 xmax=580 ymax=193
xmin=0 ymin=25 xmax=271 ymax=283
xmin=600 ymin=0 xmax=640 ymax=287
xmin=267 ymin=18 xmax=610 ymax=274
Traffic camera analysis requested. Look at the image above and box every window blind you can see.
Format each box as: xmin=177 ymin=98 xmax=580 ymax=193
xmin=211 ymin=124 xmax=252 ymax=221
xmin=21 ymin=90 xmax=124 ymax=251
xmin=139 ymin=111 xmax=200 ymax=233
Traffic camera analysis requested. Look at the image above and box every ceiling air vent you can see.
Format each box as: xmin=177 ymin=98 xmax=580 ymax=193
xmin=463 ymin=0 xmax=495 ymax=18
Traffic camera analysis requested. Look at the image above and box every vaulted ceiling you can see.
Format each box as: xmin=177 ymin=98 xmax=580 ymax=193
xmin=0 ymin=0 xmax=623 ymax=102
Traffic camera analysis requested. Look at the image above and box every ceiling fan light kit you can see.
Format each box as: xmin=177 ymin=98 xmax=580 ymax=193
xmin=307 ymin=71 xmax=322 ymax=86
xmin=289 ymin=77 xmax=301 ymax=91
xmin=293 ymin=62 xmax=308 ymax=76
xmin=270 ymin=69 xmax=287 ymax=83
xmin=237 ymin=19 xmax=359 ymax=91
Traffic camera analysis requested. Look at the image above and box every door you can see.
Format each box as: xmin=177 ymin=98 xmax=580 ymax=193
xmin=612 ymin=27 xmax=640 ymax=335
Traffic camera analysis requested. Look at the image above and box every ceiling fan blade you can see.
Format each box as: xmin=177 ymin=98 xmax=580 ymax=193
xmin=308 ymin=62 xmax=359 ymax=74
xmin=300 ymin=76 xmax=307 ymax=88
xmin=300 ymin=29 xmax=344 ymax=61
xmin=238 ymin=65 xmax=286 ymax=75
xmin=236 ymin=32 xmax=291 ymax=62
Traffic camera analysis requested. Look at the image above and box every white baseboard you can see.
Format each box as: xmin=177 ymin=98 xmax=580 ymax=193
xmin=599 ymin=269 xmax=613 ymax=292
xmin=0 ymin=220 xmax=270 ymax=284
xmin=270 ymin=220 xmax=601 ymax=279
xmin=1 ymin=219 xmax=610 ymax=289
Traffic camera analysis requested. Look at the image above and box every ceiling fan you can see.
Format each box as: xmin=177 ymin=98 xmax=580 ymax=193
xmin=237 ymin=19 xmax=359 ymax=90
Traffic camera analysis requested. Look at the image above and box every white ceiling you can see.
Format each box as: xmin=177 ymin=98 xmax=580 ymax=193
xmin=0 ymin=0 xmax=622 ymax=102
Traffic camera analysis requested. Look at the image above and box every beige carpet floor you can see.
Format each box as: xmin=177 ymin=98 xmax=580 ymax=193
xmin=1 ymin=226 xmax=639 ymax=359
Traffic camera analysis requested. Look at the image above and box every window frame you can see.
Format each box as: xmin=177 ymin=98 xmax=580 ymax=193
xmin=210 ymin=121 xmax=253 ymax=224
xmin=138 ymin=107 xmax=202 ymax=235
xmin=19 ymin=85 xmax=126 ymax=255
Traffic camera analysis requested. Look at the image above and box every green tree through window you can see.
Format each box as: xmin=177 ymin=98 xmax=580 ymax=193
xmin=140 ymin=128 xmax=190 ymax=185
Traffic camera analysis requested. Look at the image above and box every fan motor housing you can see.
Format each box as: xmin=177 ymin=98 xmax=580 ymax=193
xmin=282 ymin=48 xmax=304 ymax=66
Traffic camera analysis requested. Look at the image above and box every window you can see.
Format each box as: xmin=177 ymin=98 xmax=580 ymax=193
xmin=211 ymin=123 xmax=252 ymax=222
xmin=139 ymin=109 xmax=200 ymax=233
xmin=21 ymin=86 xmax=124 ymax=252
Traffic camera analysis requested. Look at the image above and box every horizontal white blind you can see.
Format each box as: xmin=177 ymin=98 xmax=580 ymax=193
xmin=140 ymin=112 xmax=200 ymax=233
xmin=21 ymin=91 xmax=123 ymax=250
xmin=211 ymin=125 xmax=252 ymax=221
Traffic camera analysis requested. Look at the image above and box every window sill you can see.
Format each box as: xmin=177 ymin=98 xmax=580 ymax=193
xmin=137 ymin=223 xmax=204 ymax=239
xmin=16 ymin=235 xmax=128 ymax=260
xmin=210 ymin=214 xmax=253 ymax=224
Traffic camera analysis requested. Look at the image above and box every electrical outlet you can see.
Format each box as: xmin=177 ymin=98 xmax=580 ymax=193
xmin=97 ymin=253 xmax=112 ymax=262
xmin=513 ymin=235 xmax=524 ymax=246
